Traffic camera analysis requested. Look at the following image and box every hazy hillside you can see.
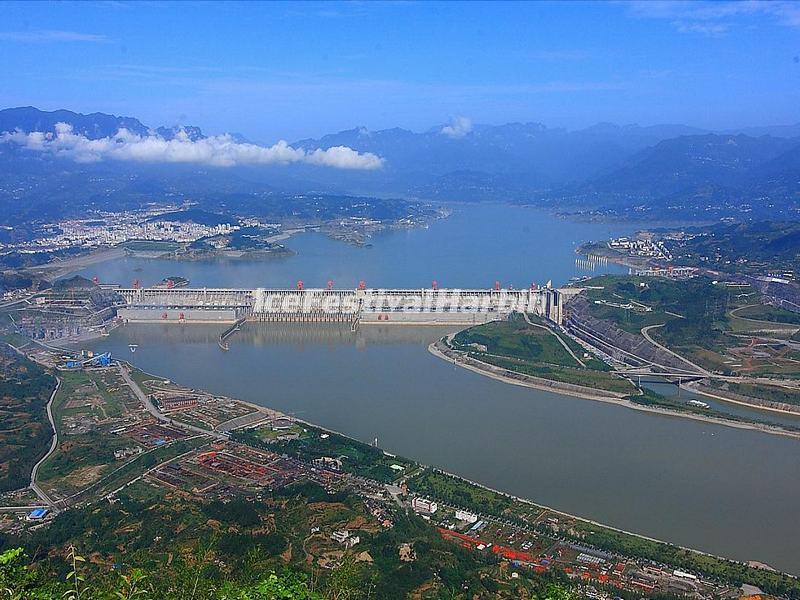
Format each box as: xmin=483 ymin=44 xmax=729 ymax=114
xmin=1 ymin=106 xmax=799 ymax=223
xmin=292 ymin=121 xmax=709 ymax=198
xmin=0 ymin=106 xmax=151 ymax=138
xmin=553 ymin=134 xmax=800 ymax=218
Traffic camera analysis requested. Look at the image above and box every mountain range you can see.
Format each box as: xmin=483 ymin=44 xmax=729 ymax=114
xmin=0 ymin=106 xmax=798 ymax=225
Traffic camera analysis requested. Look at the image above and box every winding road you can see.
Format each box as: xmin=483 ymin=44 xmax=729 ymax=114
xmin=522 ymin=312 xmax=586 ymax=367
xmin=640 ymin=324 xmax=710 ymax=376
xmin=29 ymin=376 xmax=61 ymax=510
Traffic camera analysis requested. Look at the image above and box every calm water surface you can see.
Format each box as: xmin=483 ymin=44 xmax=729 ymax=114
xmin=79 ymin=206 xmax=800 ymax=573
xmin=76 ymin=204 xmax=630 ymax=288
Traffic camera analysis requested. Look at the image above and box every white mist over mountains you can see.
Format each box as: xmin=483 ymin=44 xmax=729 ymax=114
xmin=0 ymin=122 xmax=384 ymax=170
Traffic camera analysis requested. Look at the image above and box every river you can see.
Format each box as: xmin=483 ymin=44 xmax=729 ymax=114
xmin=74 ymin=204 xmax=630 ymax=289
xmin=77 ymin=205 xmax=800 ymax=574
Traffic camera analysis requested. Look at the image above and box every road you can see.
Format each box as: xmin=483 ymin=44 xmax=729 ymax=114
xmin=117 ymin=364 xmax=226 ymax=440
xmin=29 ymin=376 xmax=61 ymax=510
xmin=523 ymin=312 xmax=586 ymax=367
xmin=729 ymin=304 xmax=800 ymax=335
xmin=640 ymin=324 xmax=800 ymax=389
xmin=640 ymin=324 xmax=710 ymax=376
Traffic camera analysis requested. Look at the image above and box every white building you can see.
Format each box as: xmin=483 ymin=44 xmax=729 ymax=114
xmin=331 ymin=530 xmax=360 ymax=548
xmin=412 ymin=497 xmax=438 ymax=515
xmin=331 ymin=530 xmax=350 ymax=543
xmin=455 ymin=509 xmax=478 ymax=523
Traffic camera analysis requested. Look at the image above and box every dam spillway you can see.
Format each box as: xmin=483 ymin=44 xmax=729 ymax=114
xmin=116 ymin=286 xmax=577 ymax=325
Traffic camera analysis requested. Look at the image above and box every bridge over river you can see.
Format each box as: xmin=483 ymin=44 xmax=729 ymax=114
xmin=116 ymin=285 xmax=579 ymax=326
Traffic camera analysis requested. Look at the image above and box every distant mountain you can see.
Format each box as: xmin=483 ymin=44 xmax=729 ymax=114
xmin=554 ymin=133 xmax=800 ymax=218
xmin=1 ymin=105 xmax=800 ymax=223
xmin=0 ymin=106 xmax=150 ymax=138
xmin=580 ymin=134 xmax=796 ymax=195
xmin=292 ymin=121 xmax=710 ymax=200
xmin=154 ymin=125 xmax=205 ymax=141
xmin=725 ymin=123 xmax=800 ymax=138
xmin=0 ymin=107 xmax=213 ymax=142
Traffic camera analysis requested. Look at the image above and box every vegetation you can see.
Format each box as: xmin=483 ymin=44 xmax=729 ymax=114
xmin=0 ymin=544 xmax=581 ymax=599
xmin=0 ymin=247 xmax=84 ymax=272
xmin=660 ymin=221 xmax=800 ymax=277
xmin=226 ymin=226 xmax=280 ymax=251
xmin=731 ymin=303 xmax=800 ymax=325
xmin=408 ymin=469 xmax=513 ymax=518
xmin=583 ymin=275 xmax=729 ymax=337
xmin=573 ymin=522 xmax=800 ymax=598
xmin=706 ymin=380 xmax=800 ymax=407
xmin=0 ymin=344 xmax=55 ymax=493
xmin=232 ymin=425 xmax=412 ymax=483
xmin=0 ymin=479 xmax=579 ymax=600
xmin=0 ymin=545 xmax=323 ymax=600
xmin=450 ymin=315 xmax=634 ymax=393
xmin=581 ymin=275 xmax=800 ymax=376
xmin=0 ymin=271 xmax=37 ymax=293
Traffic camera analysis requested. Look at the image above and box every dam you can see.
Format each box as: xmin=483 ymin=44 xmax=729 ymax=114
xmin=115 ymin=284 xmax=579 ymax=326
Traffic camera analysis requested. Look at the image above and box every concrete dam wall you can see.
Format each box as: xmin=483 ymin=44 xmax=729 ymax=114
xmin=116 ymin=286 xmax=575 ymax=325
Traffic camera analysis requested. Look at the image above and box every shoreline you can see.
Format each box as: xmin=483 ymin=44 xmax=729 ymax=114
xmin=428 ymin=340 xmax=800 ymax=440
xmin=575 ymin=242 xmax=651 ymax=271
xmin=119 ymin=352 xmax=795 ymax=578
xmin=686 ymin=382 xmax=800 ymax=417
xmin=25 ymin=217 xmax=427 ymax=282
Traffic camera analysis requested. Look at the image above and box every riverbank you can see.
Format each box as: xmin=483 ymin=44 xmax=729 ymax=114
xmin=133 ymin=350 xmax=800 ymax=587
xmin=687 ymin=381 xmax=800 ymax=417
xmin=28 ymin=247 xmax=129 ymax=282
xmin=575 ymin=241 xmax=652 ymax=271
xmin=114 ymin=354 xmax=798 ymax=586
xmin=429 ymin=338 xmax=800 ymax=440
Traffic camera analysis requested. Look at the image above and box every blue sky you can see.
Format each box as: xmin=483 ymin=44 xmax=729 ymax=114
xmin=1 ymin=1 xmax=798 ymax=141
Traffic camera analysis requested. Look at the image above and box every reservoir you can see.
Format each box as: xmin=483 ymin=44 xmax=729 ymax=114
xmin=75 ymin=204 xmax=631 ymax=289
xmin=80 ymin=205 xmax=800 ymax=574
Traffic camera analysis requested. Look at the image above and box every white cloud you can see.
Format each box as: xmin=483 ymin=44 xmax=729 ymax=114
xmin=1 ymin=123 xmax=384 ymax=170
xmin=627 ymin=0 xmax=800 ymax=34
xmin=441 ymin=115 xmax=473 ymax=138
xmin=0 ymin=29 xmax=109 ymax=43
xmin=673 ymin=20 xmax=729 ymax=35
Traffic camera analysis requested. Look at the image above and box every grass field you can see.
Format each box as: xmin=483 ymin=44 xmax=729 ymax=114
xmin=234 ymin=424 xmax=413 ymax=483
xmin=408 ymin=469 xmax=514 ymax=517
xmin=450 ymin=315 xmax=635 ymax=393
xmin=38 ymin=368 xmax=154 ymax=497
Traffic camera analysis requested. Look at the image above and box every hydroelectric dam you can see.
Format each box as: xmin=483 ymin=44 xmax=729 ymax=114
xmin=115 ymin=283 xmax=579 ymax=327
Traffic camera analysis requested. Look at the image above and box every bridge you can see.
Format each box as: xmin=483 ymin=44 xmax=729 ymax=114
xmin=116 ymin=285 xmax=579 ymax=326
